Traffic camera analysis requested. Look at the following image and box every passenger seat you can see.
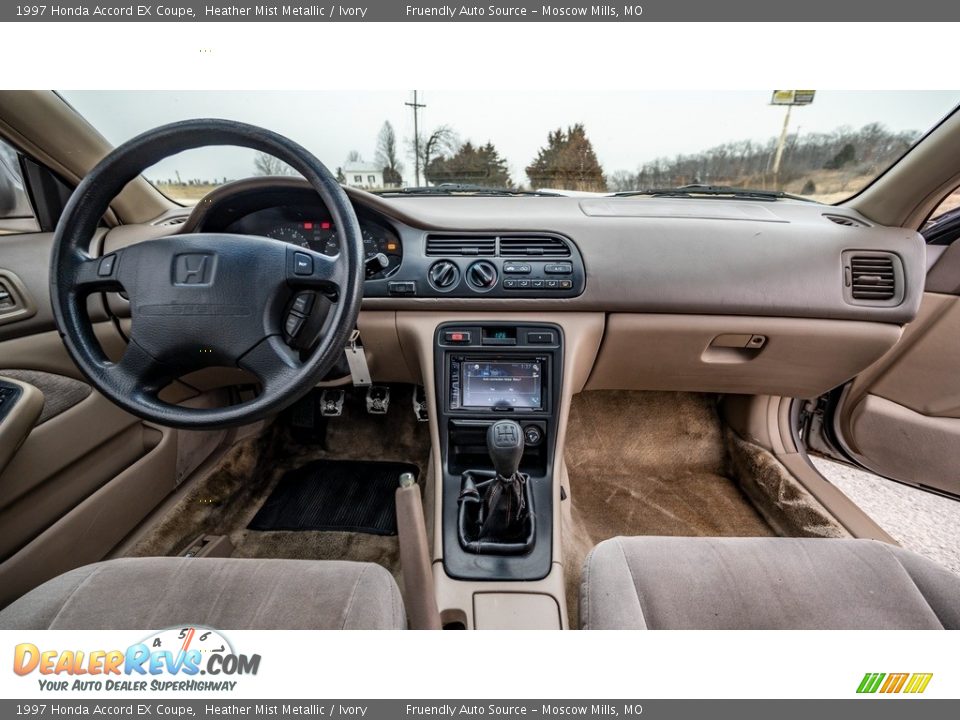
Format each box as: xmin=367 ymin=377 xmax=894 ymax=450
xmin=581 ymin=537 xmax=960 ymax=629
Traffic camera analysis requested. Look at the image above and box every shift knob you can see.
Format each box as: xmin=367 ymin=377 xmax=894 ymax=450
xmin=487 ymin=420 xmax=524 ymax=478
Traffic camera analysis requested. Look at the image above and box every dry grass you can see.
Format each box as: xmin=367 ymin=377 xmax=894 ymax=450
xmin=155 ymin=183 xmax=223 ymax=204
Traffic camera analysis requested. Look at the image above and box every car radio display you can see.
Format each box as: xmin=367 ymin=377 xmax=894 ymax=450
xmin=460 ymin=360 xmax=543 ymax=410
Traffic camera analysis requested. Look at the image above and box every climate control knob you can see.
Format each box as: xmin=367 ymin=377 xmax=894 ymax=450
xmin=466 ymin=260 xmax=498 ymax=290
xmin=428 ymin=260 xmax=460 ymax=290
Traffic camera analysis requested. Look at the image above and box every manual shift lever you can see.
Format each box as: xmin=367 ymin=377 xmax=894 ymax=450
xmin=457 ymin=419 xmax=535 ymax=555
xmin=487 ymin=420 xmax=525 ymax=478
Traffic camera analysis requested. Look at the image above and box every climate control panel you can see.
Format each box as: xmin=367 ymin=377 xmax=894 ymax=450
xmin=364 ymin=230 xmax=586 ymax=299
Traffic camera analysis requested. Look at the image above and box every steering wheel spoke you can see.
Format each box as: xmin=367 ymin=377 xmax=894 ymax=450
xmin=285 ymin=245 xmax=345 ymax=295
xmin=72 ymin=250 xmax=125 ymax=295
xmin=103 ymin=338 xmax=173 ymax=401
xmin=237 ymin=336 xmax=304 ymax=392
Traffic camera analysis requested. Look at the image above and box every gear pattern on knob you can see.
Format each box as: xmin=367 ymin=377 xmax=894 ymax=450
xmin=487 ymin=419 xmax=525 ymax=478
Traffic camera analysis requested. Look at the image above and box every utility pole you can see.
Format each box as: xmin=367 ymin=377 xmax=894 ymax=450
xmin=771 ymin=104 xmax=792 ymax=188
xmin=406 ymin=90 xmax=426 ymax=186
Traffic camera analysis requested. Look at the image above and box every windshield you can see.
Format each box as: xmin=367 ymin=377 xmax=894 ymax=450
xmin=60 ymin=90 xmax=958 ymax=205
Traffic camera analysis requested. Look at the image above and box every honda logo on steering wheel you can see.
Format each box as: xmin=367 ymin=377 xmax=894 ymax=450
xmin=174 ymin=253 xmax=215 ymax=286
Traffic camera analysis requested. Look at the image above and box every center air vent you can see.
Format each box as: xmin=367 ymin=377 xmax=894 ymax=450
xmin=499 ymin=235 xmax=571 ymax=257
xmin=426 ymin=235 xmax=496 ymax=256
xmin=844 ymin=252 xmax=901 ymax=305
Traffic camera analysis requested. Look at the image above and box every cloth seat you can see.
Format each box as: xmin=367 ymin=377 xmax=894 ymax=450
xmin=581 ymin=536 xmax=960 ymax=630
xmin=0 ymin=557 xmax=406 ymax=630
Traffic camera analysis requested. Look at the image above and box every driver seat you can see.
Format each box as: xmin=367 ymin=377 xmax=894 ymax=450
xmin=0 ymin=557 xmax=406 ymax=630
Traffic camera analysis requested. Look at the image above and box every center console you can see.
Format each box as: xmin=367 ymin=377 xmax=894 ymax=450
xmin=434 ymin=321 xmax=563 ymax=581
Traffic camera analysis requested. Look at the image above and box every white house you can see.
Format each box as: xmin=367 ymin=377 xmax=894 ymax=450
xmin=342 ymin=162 xmax=385 ymax=190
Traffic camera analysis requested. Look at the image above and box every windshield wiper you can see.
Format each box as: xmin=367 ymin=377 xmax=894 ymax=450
xmin=614 ymin=184 xmax=812 ymax=202
xmin=376 ymin=183 xmax=562 ymax=197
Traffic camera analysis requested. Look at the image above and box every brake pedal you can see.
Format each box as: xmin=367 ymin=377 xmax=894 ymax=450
xmin=320 ymin=389 xmax=345 ymax=417
xmin=413 ymin=385 xmax=429 ymax=422
xmin=366 ymin=385 xmax=390 ymax=414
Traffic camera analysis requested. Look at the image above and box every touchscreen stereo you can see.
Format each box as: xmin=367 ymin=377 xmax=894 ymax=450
xmin=448 ymin=356 xmax=547 ymax=411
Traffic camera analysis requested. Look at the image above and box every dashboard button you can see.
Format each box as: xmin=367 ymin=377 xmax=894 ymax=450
xmin=503 ymin=279 xmax=518 ymax=289
xmin=444 ymin=330 xmax=471 ymax=344
xmin=98 ymin=254 xmax=116 ymax=277
xmin=504 ymin=263 xmax=532 ymax=274
xmin=293 ymin=252 xmax=313 ymax=275
xmin=388 ymin=281 xmax=416 ymax=295
xmin=546 ymin=280 xmax=559 ymax=289
xmin=518 ymin=279 xmax=531 ymax=289
xmin=545 ymin=263 xmax=573 ymax=274
xmin=291 ymin=292 xmax=315 ymax=314
xmin=532 ymin=279 xmax=545 ymax=289
xmin=559 ymin=279 xmax=573 ymax=289
xmin=527 ymin=331 xmax=555 ymax=344
xmin=284 ymin=313 xmax=305 ymax=337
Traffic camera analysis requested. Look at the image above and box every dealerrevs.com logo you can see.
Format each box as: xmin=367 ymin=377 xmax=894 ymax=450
xmin=13 ymin=627 xmax=261 ymax=692
xmin=857 ymin=672 xmax=933 ymax=694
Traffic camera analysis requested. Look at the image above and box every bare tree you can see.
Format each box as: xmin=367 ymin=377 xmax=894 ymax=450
xmin=375 ymin=121 xmax=404 ymax=186
xmin=408 ymin=125 xmax=459 ymax=185
xmin=253 ymin=152 xmax=296 ymax=176
xmin=346 ymin=150 xmax=363 ymax=163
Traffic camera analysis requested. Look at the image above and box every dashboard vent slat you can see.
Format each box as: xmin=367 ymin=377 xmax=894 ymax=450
xmin=499 ymin=235 xmax=571 ymax=257
xmin=425 ymin=235 xmax=496 ymax=257
xmin=850 ymin=255 xmax=897 ymax=302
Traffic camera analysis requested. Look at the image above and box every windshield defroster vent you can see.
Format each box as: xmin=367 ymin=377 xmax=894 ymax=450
xmin=426 ymin=235 xmax=496 ymax=256
xmin=499 ymin=235 xmax=571 ymax=257
xmin=825 ymin=214 xmax=868 ymax=228
xmin=843 ymin=251 xmax=903 ymax=306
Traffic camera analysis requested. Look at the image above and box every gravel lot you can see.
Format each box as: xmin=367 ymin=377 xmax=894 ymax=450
xmin=811 ymin=456 xmax=960 ymax=575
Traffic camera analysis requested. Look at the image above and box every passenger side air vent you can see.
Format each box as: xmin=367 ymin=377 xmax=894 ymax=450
xmin=843 ymin=251 xmax=902 ymax=306
xmin=825 ymin=214 xmax=867 ymax=228
xmin=499 ymin=235 xmax=571 ymax=257
xmin=425 ymin=235 xmax=496 ymax=256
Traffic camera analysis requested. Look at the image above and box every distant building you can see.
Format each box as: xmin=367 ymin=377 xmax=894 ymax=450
xmin=342 ymin=162 xmax=385 ymax=190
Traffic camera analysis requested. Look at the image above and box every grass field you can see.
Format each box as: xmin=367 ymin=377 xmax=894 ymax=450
xmin=154 ymin=183 xmax=223 ymax=204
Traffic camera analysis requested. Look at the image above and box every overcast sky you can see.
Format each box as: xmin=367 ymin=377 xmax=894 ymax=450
xmin=62 ymin=90 xmax=959 ymax=186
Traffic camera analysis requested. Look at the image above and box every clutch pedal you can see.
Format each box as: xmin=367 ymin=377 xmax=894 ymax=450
xmin=413 ymin=385 xmax=429 ymax=422
xmin=319 ymin=389 xmax=345 ymax=417
xmin=366 ymin=385 xmax=390 ymax=414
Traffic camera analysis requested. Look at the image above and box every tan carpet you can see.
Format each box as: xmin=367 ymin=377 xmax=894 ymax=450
xmin=126 ymin=385 xmax=431 ymax=589
xmin=562 ymin=391 xmax=775 ymax=627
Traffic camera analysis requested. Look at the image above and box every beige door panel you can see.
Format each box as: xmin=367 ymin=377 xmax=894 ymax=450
xmin=847 ymin=394 xmax=960 ymax=495
xmin=846 ymin=293 xmax=960 ymax=419
xmin=0 ymin=321 xmax=206 ymax=605
xmin=0 ymin=424 xmax=177 ymax=608
xmin=0 ymin=375 xmax=42 ymax=475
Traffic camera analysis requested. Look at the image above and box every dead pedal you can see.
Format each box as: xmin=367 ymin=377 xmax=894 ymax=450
xmin=366 ymin=385 xmax=390 ymax=414
xmin=320 ymin=389 xmax=345 ymax=417
xmin=413 ymin=385 xmax=429 ymax=422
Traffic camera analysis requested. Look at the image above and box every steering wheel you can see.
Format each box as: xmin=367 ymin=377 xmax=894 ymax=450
xmin=49 ymin=119 xmax=364 ymax=430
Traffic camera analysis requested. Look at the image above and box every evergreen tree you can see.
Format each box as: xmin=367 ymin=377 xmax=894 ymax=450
xmin=526 ymin=124 xmax=607 ymax=191
xmin=425 ymin=141 xmax=512 ymax=187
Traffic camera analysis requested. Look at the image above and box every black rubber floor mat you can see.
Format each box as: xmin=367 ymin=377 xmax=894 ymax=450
xmin=248 ymin=460 xmax=418 ymax=535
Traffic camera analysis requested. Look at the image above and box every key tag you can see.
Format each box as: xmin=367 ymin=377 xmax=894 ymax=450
xmin=344 ymin=329 xmax=372 ymax=387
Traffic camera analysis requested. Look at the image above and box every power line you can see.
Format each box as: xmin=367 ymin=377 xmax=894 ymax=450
xmin=406 ymin=90 xmax=426 ymax=185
